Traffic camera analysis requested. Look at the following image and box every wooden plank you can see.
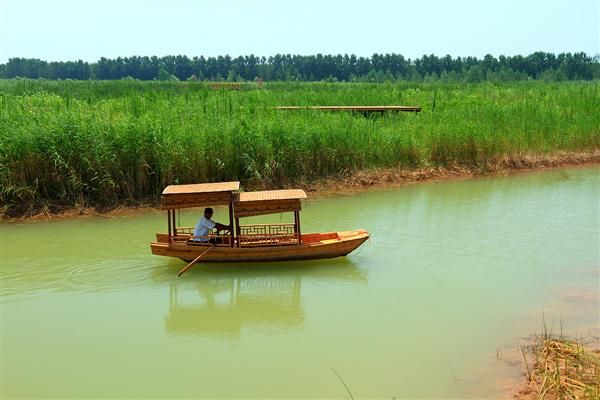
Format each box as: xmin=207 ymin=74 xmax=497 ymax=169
xmin=208 ymin=83 xmax=241 ymax=90
xmin=275 ymin=105 xmax=421 ymax=113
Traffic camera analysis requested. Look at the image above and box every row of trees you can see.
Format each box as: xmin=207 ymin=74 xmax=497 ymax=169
xmin=1 ymin=52 xmax=598 ymax=82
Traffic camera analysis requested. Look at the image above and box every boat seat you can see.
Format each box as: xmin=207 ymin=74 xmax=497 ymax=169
xmin=187 ymin=240 xmax=211 ymax=246
xmin=187 ymin=239 xmax=229 ymax=247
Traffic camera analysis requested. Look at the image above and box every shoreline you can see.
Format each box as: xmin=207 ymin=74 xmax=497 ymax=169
xmin=297 ymin=151 xmax=600 ymax=197
xmin=3 ymin=151 xmax=599 ymax=222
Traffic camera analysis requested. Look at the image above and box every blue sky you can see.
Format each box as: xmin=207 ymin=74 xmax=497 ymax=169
xmin=0 ymin=0 xmax=598 ymax=63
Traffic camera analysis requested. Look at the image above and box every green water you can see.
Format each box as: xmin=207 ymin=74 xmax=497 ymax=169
xmin=1 ymin=167 xmax=598 ymax=399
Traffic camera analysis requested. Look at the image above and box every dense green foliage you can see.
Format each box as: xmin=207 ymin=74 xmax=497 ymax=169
xmin=1 ymin=79 xmax=599 ymax=215
xmin=2 ymin=52 xmax=598 ymax=82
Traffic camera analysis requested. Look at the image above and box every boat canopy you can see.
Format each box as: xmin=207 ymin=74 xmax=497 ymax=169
xmin=161 ymin=181 xmax=240 ymax=209
xmin=234 ymin=189 xmax=307 ymax=218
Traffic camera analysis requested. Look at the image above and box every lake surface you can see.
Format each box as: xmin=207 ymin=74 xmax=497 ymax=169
xmin=1 ymin=167 xmax=599 ymax=399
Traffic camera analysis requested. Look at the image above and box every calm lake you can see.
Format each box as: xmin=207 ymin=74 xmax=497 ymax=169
xmin=1 ymin=167 xmax=599 ymax=399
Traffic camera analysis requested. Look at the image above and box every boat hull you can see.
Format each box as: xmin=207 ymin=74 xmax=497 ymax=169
xmin=150 ymin=230 xmax=369 ymax=263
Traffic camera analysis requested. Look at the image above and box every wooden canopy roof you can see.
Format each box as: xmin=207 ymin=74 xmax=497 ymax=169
xmin=161 ymin=181 xmax=240 ymax=209
xmin=160 ymin=182 xmax=307 ymax=216
xmin=236 ymin=189 xmax=307 ymax=202
xmin=234 ymin=189 xmax=307 ymax=218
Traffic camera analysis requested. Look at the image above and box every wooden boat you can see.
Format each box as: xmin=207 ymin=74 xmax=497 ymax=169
xmin=150 ymin=182 xmax=369 ymax=263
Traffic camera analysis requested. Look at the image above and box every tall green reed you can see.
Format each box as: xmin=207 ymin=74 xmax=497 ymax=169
xmin=1 ymin=80 xmax=598 ymax=215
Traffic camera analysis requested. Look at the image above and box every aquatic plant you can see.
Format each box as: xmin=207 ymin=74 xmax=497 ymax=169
xmin=518 ymin=320 xmax=600 ymax=400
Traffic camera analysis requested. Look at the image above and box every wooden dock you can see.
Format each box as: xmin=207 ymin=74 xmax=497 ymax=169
xmin=275 ymin=105 xmax=421 ymax=113
xmin=208 ymin=82 xmax=242 ymax=90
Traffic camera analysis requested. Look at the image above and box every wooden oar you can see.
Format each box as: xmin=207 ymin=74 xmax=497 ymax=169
xmin=177 ymin=245 xmax=213 ymax=277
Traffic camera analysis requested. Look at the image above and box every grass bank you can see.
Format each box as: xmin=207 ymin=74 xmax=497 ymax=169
xmin=1 ymin=80 xmax=599 ymax=218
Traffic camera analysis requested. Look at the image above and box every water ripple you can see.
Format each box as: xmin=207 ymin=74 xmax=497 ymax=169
xmin=1 ymin=255 xmax=165 ymax=302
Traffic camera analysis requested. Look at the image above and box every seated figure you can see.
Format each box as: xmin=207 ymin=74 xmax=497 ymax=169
xmin=192 ymin=207 xmax=231 ymax=243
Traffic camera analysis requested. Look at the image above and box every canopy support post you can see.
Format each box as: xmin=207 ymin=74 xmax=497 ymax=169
xmin=235 ymin=218 xmax=241 ymax=248
xmin=294 ymin=210 xmax=302 ymax=246
xmin=228 ymin=201 xmax=235 ymax=248
xmin=171 ymin=209 xmax=177 ymax=237
xmin=167 ymin=210 xmax=172 ymax=243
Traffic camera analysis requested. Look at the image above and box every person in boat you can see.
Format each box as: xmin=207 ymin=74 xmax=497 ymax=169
xmin=192 ymin=207 xmax=231 ymax=243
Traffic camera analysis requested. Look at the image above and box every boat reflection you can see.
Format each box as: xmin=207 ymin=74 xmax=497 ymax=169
xmin=164 ymin=260 xmax=368 ymax=338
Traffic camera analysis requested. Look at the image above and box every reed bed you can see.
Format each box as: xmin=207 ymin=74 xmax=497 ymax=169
xmin=1 ymin=80 xmax=599 ymax=216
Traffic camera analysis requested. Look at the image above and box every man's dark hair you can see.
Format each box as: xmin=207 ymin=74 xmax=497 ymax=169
xmin=204 ymin=207 xmax=214 ymax=215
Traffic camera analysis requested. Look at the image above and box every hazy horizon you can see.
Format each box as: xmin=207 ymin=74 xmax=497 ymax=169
xmin=1 ymin=0 xmax=598 ymax=64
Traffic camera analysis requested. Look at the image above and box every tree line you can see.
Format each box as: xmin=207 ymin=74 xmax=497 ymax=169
xmin=1 ymin=52 xmax=598 ymax=82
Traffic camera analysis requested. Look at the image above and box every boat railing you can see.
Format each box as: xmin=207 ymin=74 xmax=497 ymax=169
xmin=239 ymin=223 xmax=296 ymax=236
xmin=174 ymin=226 xmax=230 ymax=241
xmin=170 ymin=224 xmax=299 ymax=247
xmin=238 ymin=223 xmax=298 ymax=247
xmin=175 ymin=226 xmax=234 ymax=235
xmin=176 ymin=226 xmax=195 ymax=235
